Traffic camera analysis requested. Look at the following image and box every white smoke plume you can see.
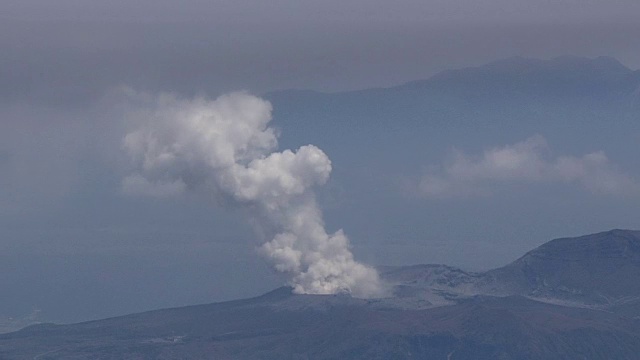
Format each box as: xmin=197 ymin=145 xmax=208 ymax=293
xmin=121 ymin=91 xmax=382 ymax=297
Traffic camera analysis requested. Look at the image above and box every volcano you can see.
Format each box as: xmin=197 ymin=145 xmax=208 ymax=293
xmin=3 ymin=229 xmax=640 ymax=359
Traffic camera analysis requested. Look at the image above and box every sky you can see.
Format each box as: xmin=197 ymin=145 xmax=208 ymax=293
xmin=1 ymin=0 xmax=640 ymax=325
xmin=2 ymin=0 xmax=640 ymax=96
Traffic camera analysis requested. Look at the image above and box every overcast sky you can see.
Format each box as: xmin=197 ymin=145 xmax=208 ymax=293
xmin=2 ymin=0 xmax=639 ymax=97
xmin=1 ymin=0 xmax=639 ymax=325
xmin=5 ymin=0 xmax=640 ymax=24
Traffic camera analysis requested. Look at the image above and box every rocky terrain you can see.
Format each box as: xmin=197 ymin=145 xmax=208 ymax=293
xmin=2 ymin=229 xmax=640 ymax=359
xmin=381 ymin=229 xmax=640 ymax=312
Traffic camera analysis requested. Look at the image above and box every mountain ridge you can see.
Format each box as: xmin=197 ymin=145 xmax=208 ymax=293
xmin=266 ymin=55 xmax=638 ymax=98
xmin=3 ymin=229 xmax=640 ymax=359
xmin=263 ymin=55 xmax=640 ymax=163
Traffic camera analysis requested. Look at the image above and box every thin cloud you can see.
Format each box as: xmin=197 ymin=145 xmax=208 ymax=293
xmin=419 ymin=135 xmax=640 ymax=198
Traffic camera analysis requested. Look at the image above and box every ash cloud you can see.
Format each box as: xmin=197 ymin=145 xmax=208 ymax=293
xmin=419 ymin=135 xmax=640 ymax=198
xmin=121 ymin=90 xmax=382 ymax=297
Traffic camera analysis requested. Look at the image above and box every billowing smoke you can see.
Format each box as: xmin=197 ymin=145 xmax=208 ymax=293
xmin=121 ymin=91 xmax=382 ymax=297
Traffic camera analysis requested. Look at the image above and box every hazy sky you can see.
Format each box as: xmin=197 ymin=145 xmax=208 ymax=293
xmin=5 ymin=0 xmax=640 ymax=24
xmin=1 ymin=0 xmax=639 ymax=325
xmin=2 ymin=0 xmax=639 ymax=97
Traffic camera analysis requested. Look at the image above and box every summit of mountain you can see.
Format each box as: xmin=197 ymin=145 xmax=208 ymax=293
xmin=483 ymin=229 xmax=640 ymax=305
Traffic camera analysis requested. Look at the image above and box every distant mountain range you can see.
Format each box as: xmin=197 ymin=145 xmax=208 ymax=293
xmin=266 ymin=56 xmax=640 ymax=161
xmin=3 ymin=229 xmax=640 ymax=359
xmin=264 ymin=55 xmax=640 ymax=222
xmin=266 ymin=56 xmax=640 ymax=145
xmin=260 ymin=55 xmax=640 ymax=278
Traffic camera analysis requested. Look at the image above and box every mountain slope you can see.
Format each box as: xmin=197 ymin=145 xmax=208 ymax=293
xmin=3 ymin=292 xmax=640 ymax=359
xmin=3 ymin=230 xmax=640 ymax=359
xmin=484 ymin=229 xmax=640 ymax=304
xmin=381 ymin=230 xmax=640 ymax=310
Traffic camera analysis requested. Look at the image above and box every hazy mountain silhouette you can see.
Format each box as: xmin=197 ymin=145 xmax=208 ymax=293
xmin=264 ymin=56 xmax=640 ymax=217
xmin=266 ymin=56 xmax=640 ymax=138
xmin=3 ymin=229 xmax=640 ymax=359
